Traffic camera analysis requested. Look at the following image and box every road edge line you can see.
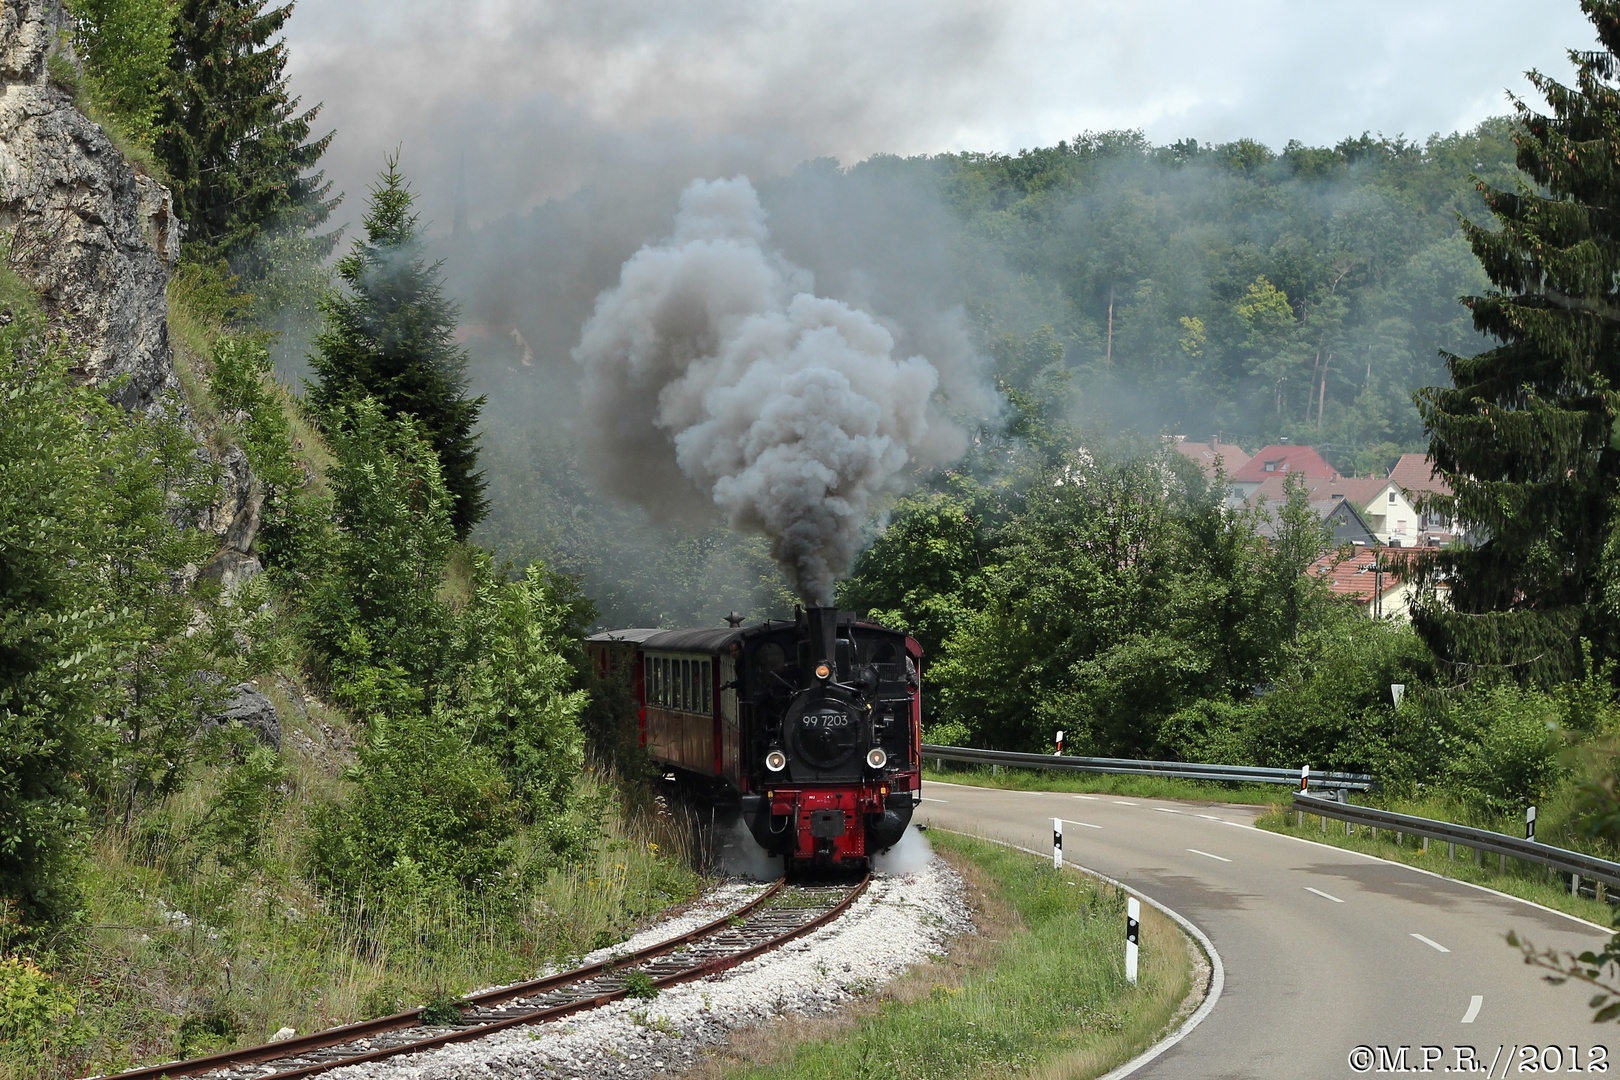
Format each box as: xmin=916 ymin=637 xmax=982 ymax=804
xmin=929 ymin=828 xmax=1224 ymax=1080
xmin=1255 ymin=822 xmax=1612 ymax=934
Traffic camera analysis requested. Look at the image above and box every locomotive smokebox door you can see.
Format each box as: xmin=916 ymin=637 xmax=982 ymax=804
xmin=809 ymin=809 xmax=846 ymax=838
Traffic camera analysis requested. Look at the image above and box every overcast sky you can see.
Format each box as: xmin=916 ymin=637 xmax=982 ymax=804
xmin=283 ymin=0 xmax=1597 ymax=233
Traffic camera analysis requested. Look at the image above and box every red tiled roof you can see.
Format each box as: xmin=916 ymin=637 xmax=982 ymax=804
xmin=1389 ymin=453 xmax=1450 ymax=495
xmin=1307 ymin=546 xmax=1423 ymax=602
xmin=1172 ymin=438 xmax=1251 ymax=479
xmin=1230 ymin=444 xmax=1340 ymax=483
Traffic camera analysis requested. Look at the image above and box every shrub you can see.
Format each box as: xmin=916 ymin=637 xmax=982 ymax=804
xmin=1445 ymin=685 xmax=1566 ymax=812
xmin=0 ymin=955 xmax=75 ymax=1051
xmin=308 ymin=711 xmax=520 ymax=898
xmin=187 ymin=729 xmax=287 ymax=870
xmin=303 ymin=398 xmax=453 ymax=704
xmin=443 ymin=559 xmax=587 ymax=826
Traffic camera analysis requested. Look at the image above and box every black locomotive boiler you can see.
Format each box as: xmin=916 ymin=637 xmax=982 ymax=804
xmin=586 ymin=606 xmax=922 ymax=872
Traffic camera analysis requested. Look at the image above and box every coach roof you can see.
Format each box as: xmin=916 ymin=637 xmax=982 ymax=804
xmin=584 ymin=628 xmax=664 ymax=644
xmin=606 ymin=626 xmax=745 ymax=653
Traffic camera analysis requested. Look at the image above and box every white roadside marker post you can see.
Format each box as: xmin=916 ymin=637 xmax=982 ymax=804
xmin=1053 ymin=817 xmax=1063 ymax=869
xmin=1125 ymin=896 xmax=1140 ymax=984
xmin=1526 ymin=804 xmax=1537 ymax=842
xmin=1055 ymin=730 xmax=1064 ymax=755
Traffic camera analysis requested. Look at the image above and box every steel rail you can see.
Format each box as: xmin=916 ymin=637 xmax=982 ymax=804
xmin=96 ymin=875 xmax=815 ymax=1080
xmin=1294 ymin=793 xmax=1620 ymax=889
xmin=923 ymin=744 xmax=1375 ymax=791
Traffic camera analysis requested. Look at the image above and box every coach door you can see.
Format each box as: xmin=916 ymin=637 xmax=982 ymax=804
xmin=719 ymin=654 xmax=739 ymax=787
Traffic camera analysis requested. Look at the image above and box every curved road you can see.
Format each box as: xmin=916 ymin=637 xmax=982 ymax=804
xmin=918 ymin=781 xmax=1608 ymax=1079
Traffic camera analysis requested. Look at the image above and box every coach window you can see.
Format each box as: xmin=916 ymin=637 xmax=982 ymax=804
xmin=703 ymin=661 xmax=712 ymax=714
xmin=660 ymin=657 xmax=669 ymax=707
xmin=683 ymin=659 xmax=694 ymax=712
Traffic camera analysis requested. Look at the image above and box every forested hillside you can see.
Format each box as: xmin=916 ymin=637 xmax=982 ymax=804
xmin=463 ymin=123 xmax=1514 ymax=627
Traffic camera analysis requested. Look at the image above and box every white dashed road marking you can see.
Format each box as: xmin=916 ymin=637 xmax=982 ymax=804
xmin=1155 ymin=808 xmax=1183 ymax=815
xmin=1062 ymin=819 xmax=1103 ymax=830
xmin=1412 ymin=933 xmax=1451 ymax=953
xmin=1187 ymin=848 xmax=1231 ymax=862
xmin=1461 ymin=995 xmax=1482 ymax=1023
xmin=1114 ymin=800 xmax=1139 ymax=806
xmin=1304 ymin=887 xmax=1344 ymax=903
xmin=919 ymin=797 xmax=949 ymax=803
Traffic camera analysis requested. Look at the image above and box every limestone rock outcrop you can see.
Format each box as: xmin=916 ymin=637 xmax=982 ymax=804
xmin=0 ymin=0 xmax=183 ymax=414
xmin=1 ymin=0 xmax=269 ymax=580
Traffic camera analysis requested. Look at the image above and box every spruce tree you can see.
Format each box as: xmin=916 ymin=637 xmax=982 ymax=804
xmin=1413 ymin=0 xmax=1620 ymax=681
xmin=153 ymin=0 xmax=337 ymax=270
xmin=308 ymin=157 xmax=488 ymax=540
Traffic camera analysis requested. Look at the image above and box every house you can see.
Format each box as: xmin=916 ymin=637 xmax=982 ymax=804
xmin=1228 ymin=443 xmax=1340 ymax=501
xmin=1171 ymin=436 xmax=1251 ymax=480
xmin=1308 ymin=545 xmax=1447 ymax=621
xmin=1323 ymin=454 xmax=1455 ymax=548
xmin=1246 ymin=475 xmax=1379 ymax=546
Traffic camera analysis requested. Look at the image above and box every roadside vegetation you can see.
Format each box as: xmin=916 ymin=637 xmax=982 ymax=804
xmin=706 ymin=831 xmax=1197 ymax=1080
xmin=1 ymin=7 xmax=694 ymax=1077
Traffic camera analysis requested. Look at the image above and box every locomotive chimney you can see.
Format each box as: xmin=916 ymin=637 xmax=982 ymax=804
xmin=806 ymin=606 xmax=837 ymax=674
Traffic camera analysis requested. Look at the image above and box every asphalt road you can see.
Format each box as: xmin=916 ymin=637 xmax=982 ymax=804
xmin=918 ymin=781 xmax=1610 ymax=1079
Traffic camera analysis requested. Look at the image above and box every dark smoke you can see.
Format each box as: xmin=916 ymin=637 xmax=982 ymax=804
xmin=573 ymin=177 xmax=972 ymax=605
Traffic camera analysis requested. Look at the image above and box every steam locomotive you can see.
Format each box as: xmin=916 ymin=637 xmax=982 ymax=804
xmin=585 ymin=606 xmax=922 ymax=873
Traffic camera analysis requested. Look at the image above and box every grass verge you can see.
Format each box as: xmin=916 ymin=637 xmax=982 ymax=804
xmin=924 ymin=763 xmax=1283 ymax=806
xmin=1257 ymin=804 xmax=1617 ymax=929
xmin=697 ymin=830 xmax=1199 ymax=1080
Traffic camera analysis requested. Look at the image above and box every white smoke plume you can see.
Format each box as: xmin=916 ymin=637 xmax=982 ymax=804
xmin=574 ymin=176 xmax=965 ymax=605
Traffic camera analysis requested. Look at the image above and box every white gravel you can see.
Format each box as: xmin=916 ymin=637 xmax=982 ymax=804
xmin=323 ymin=852 xmax=971 ymax=1080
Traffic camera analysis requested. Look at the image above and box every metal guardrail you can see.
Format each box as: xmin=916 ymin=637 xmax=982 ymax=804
xmin=1295 ymin=793 xmax=1620 ymax=890
xmin=921 ymin=744 xmax=1375 ymax=791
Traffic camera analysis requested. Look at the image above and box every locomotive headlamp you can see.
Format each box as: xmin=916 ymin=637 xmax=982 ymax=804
xmin=765 ymin=749 xmax=787 ymax=772
xmin=814 ymin=661 xmax=832 ymax=680
xmin=866 ymin=747 xmax=888 ymax=770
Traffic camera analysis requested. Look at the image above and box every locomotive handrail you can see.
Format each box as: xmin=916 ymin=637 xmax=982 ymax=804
xmin=921 ymin=744 xmax=1375 ymax=791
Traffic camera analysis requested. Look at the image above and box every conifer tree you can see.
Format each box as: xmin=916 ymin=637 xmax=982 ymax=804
xmin=153 ymin=0 xmax=337 ymax=270
xmin=308 ymin=157 xmax=488 ymax=540
xmin=1413 ymin=0 xmax=1620 ymax=680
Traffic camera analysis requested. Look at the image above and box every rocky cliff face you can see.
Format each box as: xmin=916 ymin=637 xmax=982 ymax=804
xmin=0 ymin=0 xmax=183 ymax=414
xmin=1 ymin=0 xmax=263 ymax=581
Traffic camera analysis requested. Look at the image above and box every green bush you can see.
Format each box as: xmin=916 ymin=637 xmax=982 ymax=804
xmin=443 ymin=558 xmax=587 ymax=826
xmin=308 ymin=711 xmax=520 ymax=898
xmin=1445 ymin=685 xmax=1566 ymax=812
xmin=303 ymin=398 xmax=453 ymax=706
xmin=1157 ymin=699 xmax=1254 ymax=764
xmin=187 ymin=728 xmax=287 ymax=870
xmin=0 ymin=954 xmax=75 ymax=1053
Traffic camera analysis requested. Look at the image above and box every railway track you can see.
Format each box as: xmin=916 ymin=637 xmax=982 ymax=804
xmin=96 ymin=875 xmax=870 ymax=1080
